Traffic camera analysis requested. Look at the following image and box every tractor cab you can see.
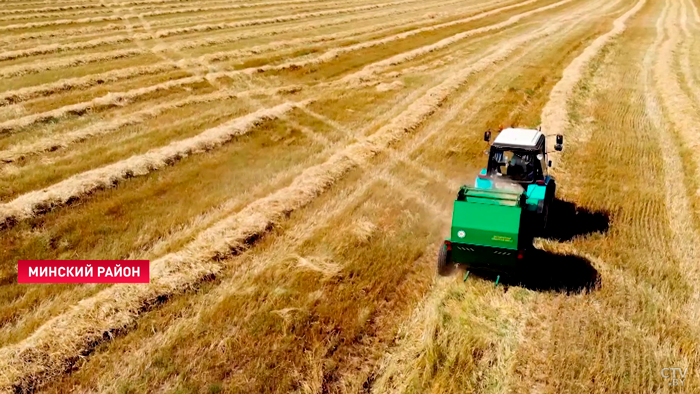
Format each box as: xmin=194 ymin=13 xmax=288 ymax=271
xmin=480 ymin=128 xmax=562 ymax=187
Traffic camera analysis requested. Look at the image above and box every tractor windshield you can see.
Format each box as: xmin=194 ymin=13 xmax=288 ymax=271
xmin=487 ymin=149 xmax=537 ymax=182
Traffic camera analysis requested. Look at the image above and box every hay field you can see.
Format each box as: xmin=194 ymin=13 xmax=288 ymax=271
xmin=0 ymin=0 xmax=699 ymax=392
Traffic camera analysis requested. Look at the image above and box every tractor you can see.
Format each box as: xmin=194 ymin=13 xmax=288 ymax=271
xmin=438 ymin=127 xmax=563 ymax=276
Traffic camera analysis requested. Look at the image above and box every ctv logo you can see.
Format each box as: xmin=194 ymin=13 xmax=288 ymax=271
xmin=661 ymin=367 xmax=688 ymax=387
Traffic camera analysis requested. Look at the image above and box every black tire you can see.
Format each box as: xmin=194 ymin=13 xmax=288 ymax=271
xmin=542 ymin=180 xmax=556 ymax=231
xmin=437 ymin=244 xmax=454 ymax=276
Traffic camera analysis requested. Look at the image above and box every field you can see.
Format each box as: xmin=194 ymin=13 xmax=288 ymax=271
xmin=0 ymin=0 xmax=699 ymax=392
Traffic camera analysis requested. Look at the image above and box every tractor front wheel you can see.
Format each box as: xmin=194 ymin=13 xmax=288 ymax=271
xmin=437 ymin=244 xmax=454 ymax=276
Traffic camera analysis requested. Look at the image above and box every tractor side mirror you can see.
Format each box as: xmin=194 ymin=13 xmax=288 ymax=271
xmin=484 ymin=130 xmax=491 ymax=142
xmin=555 ymin=134 xmax=563 ymax=151
xmin=548 ymin=160 xmax=552 ymax=167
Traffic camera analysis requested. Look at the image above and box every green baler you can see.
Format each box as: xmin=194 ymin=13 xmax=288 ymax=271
xmin=438 ymin=127 xmax=563 ymax=275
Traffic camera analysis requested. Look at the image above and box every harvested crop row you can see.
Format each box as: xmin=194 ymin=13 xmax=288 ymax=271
xmin=0 ymin=101 xmax=298 ymax=230
xmin=151 ymin=0 xmax=422 ymax=38
xmin=0 ymin=87 xmax=294 ymax=163
xmin=1 ymin=0 xmax=226 ymax=10
xmin=0 ymin=48 xmax=144 ymax=79
xmin=0 ymin=0 xmax=431 ymax=58
xmin=540 ymin=0 xmax=647 ymax=150
xmin=0 ymin=74 xmax=209 ymax=134
xmin=0 ymin=20 xmax=565 ymax=392
xmin=344 ymin=0 xmax=573 ymax=82
xmin=0 ymin=14 xmax=126 ymax=32
xmin=0 ymin=0 xmax=323 ymax=18
xmin=0 ymin=0 xmax=424 ymax=43
xmin=0 ymin=0 xmax=545 ymax=131
xmin=193 ymin=0 xmax=568 ymax=79
xmin=0 ymin=0 xmax=462 ymax=101
xmin=0 ymin=0 xmax=486 ymax=86
xmin=0 ymin=3 xmax=101 ymax=15
xmin=0 ymin=36 xmax=131 ymax=62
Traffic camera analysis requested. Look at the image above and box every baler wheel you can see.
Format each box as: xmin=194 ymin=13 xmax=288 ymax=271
xmin=437 ymin=244 xmax=454 ymax=276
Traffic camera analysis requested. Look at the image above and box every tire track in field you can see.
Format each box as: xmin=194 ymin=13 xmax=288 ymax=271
xmin=0 ymin=0 xmax=562 ymax=133
xmin=644 ymin=0 xmax=700 ymax=326
xmin=0 ymin=21 xmax=568 ymax=392
xmin=540 ymin=0 xmax=647 ymax=168
xmin=367 ymin=1 xmax=626 ymax=391
xmin=654 ymin=0 xmax=700 ymax=212
xmin=679 ymin=0 xmax=700 ymax=108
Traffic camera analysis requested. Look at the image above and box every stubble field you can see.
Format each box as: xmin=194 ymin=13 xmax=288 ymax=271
xmin=1 ymin=0 xmax=700 ymax=392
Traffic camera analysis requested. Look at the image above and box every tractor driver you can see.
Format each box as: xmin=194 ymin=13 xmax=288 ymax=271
xmin=506 ymin=151 xmax=535 ymax=181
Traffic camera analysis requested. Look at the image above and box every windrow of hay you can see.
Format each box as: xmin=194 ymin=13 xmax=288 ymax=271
xmin=344 ymin=0 xmax=573 ymax=83
xmin=0 ymin=23 xmax=128 ymax=45
xmin=167 ymin=0 xmax=478 ymax=51
xmin=540 ymin=0 xmax=647 ymax=147
xmin=0 ymin=48 xmax=145 ymax=80
xmin=0 ymin=0 xmax=227 ymax=11
xmin=0 ymin=36 xmax=132 ymax=62
xmin=0 ymin=0 xmax=365 ymax=22
xmin=0 ymin=101 xmax=297 ymax=229
xmin=0 ymin=0 xmax=506 ymax=109
xmin=151 ymin=0 xmax=420 ymax=38
xmin=207 ymin=0 xmax=561 ymax=80
xmin=0 ymin=2 xmax=445 ymax=104
xmin=0 ymin=3 xmax=101 ymax=15
xmin=0 ymin=21 xmax=563 ymax=391
xmin=0 ymin=0 xmax=460 ymax=57
xmin=0 ymin=75 xmax=210 ymax=134
xmin=0 ymin=9 xmax=108 ymax=22
xmin=0 ymin=0 xmax=536 ymax=131
xmin=0 ymin=14 xmax=125 ymax=32
xmin=0 ymin=0 xmax=330 ymax=31
xmin=0 ymin=86 xmax=296 ymax=163
xmin=0 ymin=62 xmax=177 ymax=105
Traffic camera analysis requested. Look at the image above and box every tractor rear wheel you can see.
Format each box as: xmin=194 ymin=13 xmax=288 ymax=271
xmin=437 ymin=244 xmax=454 ymax=276
xmin=542 ymin=181 xmax=557 ymax=231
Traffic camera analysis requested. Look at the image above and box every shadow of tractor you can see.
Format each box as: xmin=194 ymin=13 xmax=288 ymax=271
xmin=465 ymin=198 xmax=610 ymax=294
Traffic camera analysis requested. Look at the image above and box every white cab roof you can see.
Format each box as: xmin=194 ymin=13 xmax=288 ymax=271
xmin=492 ymin=128 xmax=543 ymax=148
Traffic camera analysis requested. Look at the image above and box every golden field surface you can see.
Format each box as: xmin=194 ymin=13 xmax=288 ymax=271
xmin=1 ymin=0 xmax=700 ymax=392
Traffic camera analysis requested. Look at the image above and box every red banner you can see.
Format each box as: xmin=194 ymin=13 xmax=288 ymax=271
xmin=17 ymin=260 xmax=150 ymax=283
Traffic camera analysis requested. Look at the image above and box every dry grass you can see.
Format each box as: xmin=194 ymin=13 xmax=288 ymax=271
xmin=2 ymin=0 xmax=698 ymax=392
